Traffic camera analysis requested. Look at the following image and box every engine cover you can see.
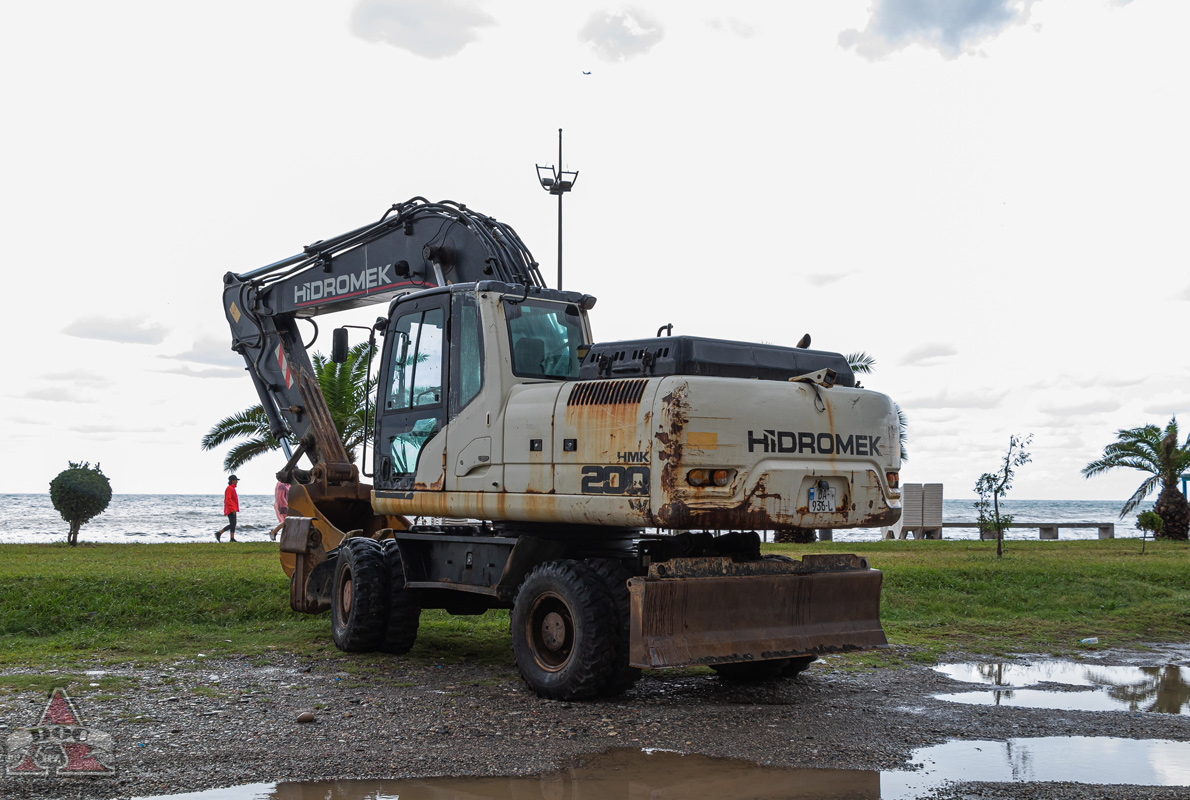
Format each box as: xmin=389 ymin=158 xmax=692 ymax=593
xmin=578 ymin=336 xmax=856 ymax=386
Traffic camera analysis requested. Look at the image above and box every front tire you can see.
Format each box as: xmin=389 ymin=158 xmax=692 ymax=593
xmin=510 ymin=560 xmax=618 ymax=700
xmin=331 ymin=538 xmax=388 ymax=652
xmin=380 ymin=540 xmax=421 ymax=654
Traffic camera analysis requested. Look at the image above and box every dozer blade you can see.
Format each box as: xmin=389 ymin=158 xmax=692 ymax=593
xmin=626 ymin=555 xmax=886 ymax=669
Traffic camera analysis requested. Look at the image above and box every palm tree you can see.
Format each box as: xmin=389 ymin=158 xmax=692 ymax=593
xmin=1082 ymin=417 xmax=1190 ymax=540
xmin=847 ymin=351 xmax=908 ymax=461
xmin=202 ymin=342 xmax=376 ymax=471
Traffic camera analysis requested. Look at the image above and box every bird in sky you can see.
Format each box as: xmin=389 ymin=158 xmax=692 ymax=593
xmin=582 ymin=71 xmax=591 ymax=75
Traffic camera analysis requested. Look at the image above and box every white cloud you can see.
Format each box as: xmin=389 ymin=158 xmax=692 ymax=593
xmin=839 ymin=0 xmax=1036 ymax=60
xmin=706 ymin=17 xmax=755 ymax=39
xmin=62 ymin=316 xmax=167 ymax=345
xmin=579 ymin=8 xmax=664 ymax=62
xmin=40 ymin=370 xmax=113 ymax=388
xmin=1039 ymin=398 xmax=1122 ymax=416
xmin=1039 ymin=434 xmax=1086 ymax=450
xmin=1066 ymin=373 xmax=1150 ymax=389
xmin=807 ymin=273 xmax=851 ymax=288
xmin=912 ymin=410 xmax=961 ymax=424
xmin=67 ymin=422 xmax=168 ymax=435
xmin=350 ymin=0 xmax=495 ymax=59
xmin=17 ymin=387 xmax=79 ymax=402
xmin=901 ymin=388 xmax=1007 ymax=410
xmin=166 ymin=336 xmax=244 ymax=369
xmin=157 ymin=364 xmax=244 ymax=380
xmin=1141 ymin=399 xmax=1190 ymax=417
xmin=900 ymin=343 xmax=958 ymax=366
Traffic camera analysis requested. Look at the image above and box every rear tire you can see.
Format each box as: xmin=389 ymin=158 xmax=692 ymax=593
xmin=510 ymin=560 xmax=618 ymax=700
xmin=587 ymin=558 xmax=642 ymax=694
xmin=380 ymin=540 xmax=421 ymax=654
xmin=331 ymin=538 xmax=388 ymax=652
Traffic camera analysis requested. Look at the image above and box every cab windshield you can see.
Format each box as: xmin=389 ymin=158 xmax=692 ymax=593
xmin=504 ymin=298 xmax=586 ymax=379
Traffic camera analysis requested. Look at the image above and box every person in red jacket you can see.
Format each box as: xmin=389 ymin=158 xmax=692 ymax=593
xmin=216 ymin=475 xmax=240 ymax=542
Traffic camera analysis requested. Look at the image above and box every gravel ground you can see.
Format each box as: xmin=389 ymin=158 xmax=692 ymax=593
xmin=1 ymin=644 xmax=1188 ymax=800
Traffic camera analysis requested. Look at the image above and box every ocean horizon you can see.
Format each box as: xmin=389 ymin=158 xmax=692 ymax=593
xmin=0 ymin=493 xmax=1159 ymax=545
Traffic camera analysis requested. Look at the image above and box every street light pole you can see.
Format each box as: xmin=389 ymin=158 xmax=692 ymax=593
xmin=535 ymin=129 xmax=578 ymax=291
xmin=556 ymin=128 xmax=563 ymax=290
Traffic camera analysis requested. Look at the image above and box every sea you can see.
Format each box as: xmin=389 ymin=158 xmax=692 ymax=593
xmin=0 ymin=494 xmax=1158 ymax=545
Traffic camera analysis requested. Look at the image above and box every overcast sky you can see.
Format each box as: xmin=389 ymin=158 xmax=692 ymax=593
xmin=2 ymin=0 xmax=1187 ymax=503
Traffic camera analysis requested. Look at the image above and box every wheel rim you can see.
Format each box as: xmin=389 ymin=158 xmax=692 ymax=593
xmin=526 ymin=592 xmax=574 ymax=671
xmin=339 ymin=574 xmax=354 ymax=617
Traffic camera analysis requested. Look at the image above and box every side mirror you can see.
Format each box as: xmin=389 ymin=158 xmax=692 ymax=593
xmin=332 ymin=327 xmax=349 ymax=363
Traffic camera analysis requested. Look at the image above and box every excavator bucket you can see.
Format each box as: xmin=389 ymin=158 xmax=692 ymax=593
xmin=626 ymin=554 xmax=886 ymax=669
xmin=280 ymin=480 xmax=408 ymax=577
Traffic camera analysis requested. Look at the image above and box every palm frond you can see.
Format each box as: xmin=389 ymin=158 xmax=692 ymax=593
xmin=201 ymin=406 xmax=271 ymax=450
xmin=846 ymin=352 xmax=876 ymax=375
xmin=895 ymin=402 xmax=908 ymax=462
xmin=1121 ymin=474 xmax=1162 ymax=517
xmin=223 ymin=436 xmax=280 ymax=471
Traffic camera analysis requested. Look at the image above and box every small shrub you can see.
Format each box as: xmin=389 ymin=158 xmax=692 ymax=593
xmin=1136 ymin=510 xmax=1163 ymax=555
xmin=49 ymin=462 xmax=112 ymax=546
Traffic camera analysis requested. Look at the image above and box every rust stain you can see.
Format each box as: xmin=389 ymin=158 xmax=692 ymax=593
xmin=372 ymin=488 xmax=650 ymax=527
xmin=412 ymin=473 xmax=445 ymax=492
xmin=655 ymin=381 xmax=690 ymax=502
xmin=656 ymin=468 xmax=895 ymax=531
xmin=656 ymin=473 xmax=788 ymax=529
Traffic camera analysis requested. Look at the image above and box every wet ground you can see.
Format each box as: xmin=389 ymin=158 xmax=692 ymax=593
xmin=933 ymin=661 xmax=1190 ymax=716
xmin=2 ymin=645 xmax=1189 ymax=800
xmin=128 ymin=740 xmax=1190 ymax=800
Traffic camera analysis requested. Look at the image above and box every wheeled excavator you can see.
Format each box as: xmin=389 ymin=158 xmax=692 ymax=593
xmin=221 ymin=198 xmax=901 ymax=700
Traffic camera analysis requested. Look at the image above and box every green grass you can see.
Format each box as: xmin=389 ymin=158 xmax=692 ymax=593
xmin=769 ymin=538 xmax=1190 ymax=658
xmin=1 ymin=539 xmax=1187 ymax=671
xmin=0 ymin=542 xmax=512 ymax=669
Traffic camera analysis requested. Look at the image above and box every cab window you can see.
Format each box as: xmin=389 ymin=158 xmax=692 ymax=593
xmin=504 ymin=299 xmax=585 ymax=379
xmin=450 ymin=294 xmax=484 ymax=416
xmin=388 ymin=307 xmax=444 ymax=410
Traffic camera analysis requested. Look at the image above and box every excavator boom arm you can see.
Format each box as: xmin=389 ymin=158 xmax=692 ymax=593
xmin=220 ymin=198 xmax=543 ymax=476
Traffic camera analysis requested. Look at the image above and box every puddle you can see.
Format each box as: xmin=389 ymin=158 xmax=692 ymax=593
xmin=888 ymin=737 xmax=1190 ymax=793
xmin=133 ymin=742 xmax=1190 ymax=800
xmin=935 ymin=661 xmax=1190 ymax=715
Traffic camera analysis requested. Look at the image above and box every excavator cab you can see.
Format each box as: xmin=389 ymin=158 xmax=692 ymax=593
xmin=372 ymin=282 xmax=593 ymax=494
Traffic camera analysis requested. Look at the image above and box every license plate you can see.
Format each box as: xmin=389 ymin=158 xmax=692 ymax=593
xmin=808 ymin=486 xmax=837 ymax=513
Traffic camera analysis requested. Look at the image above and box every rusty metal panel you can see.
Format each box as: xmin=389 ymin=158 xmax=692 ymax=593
xmin=278 ymin=516 xmax=320 ymax=554
xmin=627 ymin=568 xmax=886 ymax=669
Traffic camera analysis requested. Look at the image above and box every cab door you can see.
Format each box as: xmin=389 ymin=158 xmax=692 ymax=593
xmin=375 ymin=295 xmax=449 ymax=491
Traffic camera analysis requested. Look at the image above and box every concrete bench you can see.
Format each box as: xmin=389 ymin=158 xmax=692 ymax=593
xmin=950 ymin=522 xmax=1115 ymax=540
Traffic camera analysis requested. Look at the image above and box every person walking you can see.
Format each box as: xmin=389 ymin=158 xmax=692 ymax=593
xmin=216 ymin=475 xmax=240 ymax=542
xmin=269 ymin=481 xmax=290 ymax=541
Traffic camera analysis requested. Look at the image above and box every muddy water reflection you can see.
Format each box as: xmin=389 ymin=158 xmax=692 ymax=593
xmin=899 ymin=737 xmax=1190 ymax=789
xmin=137 ymin=750 xmax=882 ymax=800
xmin=935 ymin=661 xmax=1190 ymax=715
xmin=135 ymin=742 xmax=1190 ymax=800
